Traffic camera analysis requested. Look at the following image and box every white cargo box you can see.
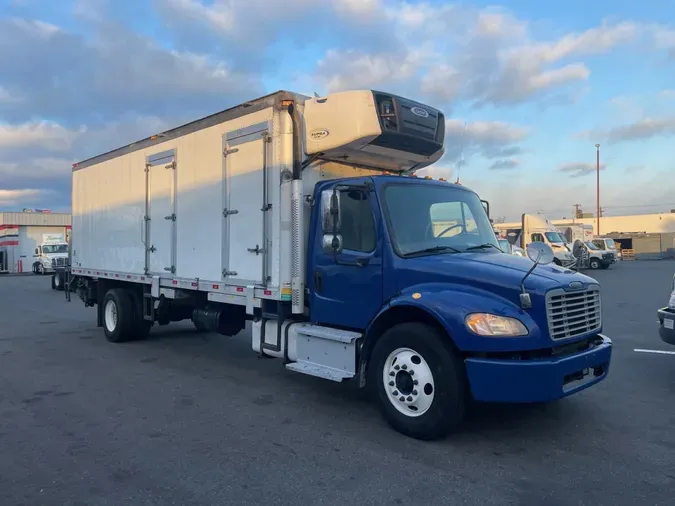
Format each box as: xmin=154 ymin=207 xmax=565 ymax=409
xmin=72 ymin=91 xmax=304 ymax=303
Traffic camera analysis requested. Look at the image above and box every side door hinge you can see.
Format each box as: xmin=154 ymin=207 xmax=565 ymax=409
xmin=164 ymin=265 xmax=176 ymax=273
xmin=147 ymin=245 xmax=156 ymax=253
xmin=222 ymin=269 xmax=238 ymax=277
xmin=165 ymin=161 xmax=176 ymax=170
xmin=247 ymin=244 xmax=266 ymax=255
xmin=223 ymin=148 xmax=239 ymax=157
xmin=164 ymin=214 xmax=176 ymax=221
xmin=223 ymin=209 xmax=239 ymax=217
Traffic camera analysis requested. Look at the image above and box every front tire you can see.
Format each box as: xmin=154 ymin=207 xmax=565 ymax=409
xmin=369 ymin=322 xmax=466 ymax=440
xmin=590 ymin=258 xmax=600 ymax=269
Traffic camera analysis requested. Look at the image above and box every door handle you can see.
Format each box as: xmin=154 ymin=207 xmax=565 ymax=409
xmin=314 ymin=270 xmax=323 ymax=292
xmin=355 ymin=257 xmax=370 ymax=267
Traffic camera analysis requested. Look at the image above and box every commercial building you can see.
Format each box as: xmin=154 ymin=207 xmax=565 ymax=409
xmin=0 ymin=211 xmax=72 ymax=273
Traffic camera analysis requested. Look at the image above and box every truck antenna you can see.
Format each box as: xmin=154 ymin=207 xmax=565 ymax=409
xmin=455 ymin=121 xmax=467 ymax=184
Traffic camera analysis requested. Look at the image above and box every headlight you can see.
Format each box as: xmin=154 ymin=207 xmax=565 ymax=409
xmin=465 ymin=313 xmax=529 ymax=337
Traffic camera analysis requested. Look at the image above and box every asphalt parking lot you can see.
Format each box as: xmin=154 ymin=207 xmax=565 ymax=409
xmin=1 ymin=261 xmax=674 ymax=506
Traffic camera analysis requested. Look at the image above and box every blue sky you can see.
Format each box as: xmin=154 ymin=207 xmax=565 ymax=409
xmin=1 ymin=0 xmax=674 ymax=221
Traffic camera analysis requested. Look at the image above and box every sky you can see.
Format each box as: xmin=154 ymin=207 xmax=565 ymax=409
xmin=1 ymin=0 xmax=674 ymax=221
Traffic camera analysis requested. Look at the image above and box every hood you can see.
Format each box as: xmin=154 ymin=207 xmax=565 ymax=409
xmin=396 ymin=251 xmax=596 ymax=305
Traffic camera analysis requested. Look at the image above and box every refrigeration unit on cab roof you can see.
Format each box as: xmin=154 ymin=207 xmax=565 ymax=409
xmin=303 ymin=90 xmax=445 ymax=172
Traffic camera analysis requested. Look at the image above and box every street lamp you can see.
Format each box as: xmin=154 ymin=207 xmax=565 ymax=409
xmin=595 ymin=143 xmax=600 ymax=236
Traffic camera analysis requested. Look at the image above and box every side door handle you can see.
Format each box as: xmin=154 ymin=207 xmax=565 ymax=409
xmin=314 ymin=270 xmax=324 ymax=293
xmin=355 ymin=257 xmax=370 ymax=268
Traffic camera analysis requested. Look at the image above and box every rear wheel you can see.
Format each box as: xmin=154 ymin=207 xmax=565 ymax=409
xmin=102 ymin=288 xmax=136 ymax=343
xmin=369 ymin=322 xmax=466 ymax=440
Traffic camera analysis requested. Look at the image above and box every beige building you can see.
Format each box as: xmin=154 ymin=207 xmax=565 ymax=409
xmin=553 ymin=212 xmax=675 ymax=235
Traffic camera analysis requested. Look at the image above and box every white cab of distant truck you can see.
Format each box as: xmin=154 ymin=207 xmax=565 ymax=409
xmin=32 ymin=233 xmax=69 ymax=274
xmin=495 ymin=214 xmax=577 ymax=268
xmin=593 ymin=237 xmax=621 ymax=261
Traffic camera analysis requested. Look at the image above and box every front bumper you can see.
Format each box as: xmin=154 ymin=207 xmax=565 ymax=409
xmin=465 ymin=334 xmax=612 ymax=403
xmin=657 ymin=308 xmax=675 ymax=346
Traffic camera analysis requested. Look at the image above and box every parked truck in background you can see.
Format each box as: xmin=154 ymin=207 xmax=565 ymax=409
xmin=495 ymin=214 xmax=577 ymax=268
xmin=657 ymin=271 xmax=675 ymax=346
xmin=31 ymin=233 xmax=69 ymax=275
xmin=592 ymin=237 xmax=621 ymax=261
xmin=63 ymin=89 xmax=612 ymax=440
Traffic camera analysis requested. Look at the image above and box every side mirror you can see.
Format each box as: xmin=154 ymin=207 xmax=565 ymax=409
xmin=322 ymin=234 xmax=343 ymax=254
xmin=481 ymin=199 xmax=490 ymax=218
xmin=321 ymin=189 xmax=341 ymax=233
xmin=526 ymin=242 xmax=554 ymax=265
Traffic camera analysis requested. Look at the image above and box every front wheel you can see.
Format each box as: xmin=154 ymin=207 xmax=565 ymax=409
xmin=590 ymin=258 xmax=600 ymax=269
xmin=369 ymin=322 xmax=466 ymax=440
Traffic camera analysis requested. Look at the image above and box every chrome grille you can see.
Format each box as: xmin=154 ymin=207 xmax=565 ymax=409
xmin=546 ymin=286 xmax=601 ymax=340
xmin=51 ymin=257 xmax=66 ymax=266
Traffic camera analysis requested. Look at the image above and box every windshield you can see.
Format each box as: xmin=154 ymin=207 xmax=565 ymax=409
xmin=382 ymin=183 xmax=499 ymax=256
xmin=42 ymin=244 xmax=68 ymax=254
xmin=585 ymin=241 xmax=599 ymax=250
xmin=497 ymin=239 xmax=510 ymax=252
xmin=605 ymin=238 xmax=616 ymax=249
xmin=545 ymin=231 xmax=566 ymax=244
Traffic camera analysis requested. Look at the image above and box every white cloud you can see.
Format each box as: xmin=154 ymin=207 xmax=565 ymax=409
xmin=0 ymin=189 xmax=46 ymax=206
xmin=444 ymin=119 xmax=529 ymax=161
xmin=0 ymin=157 xmax=74 ymax=179
xmin=0 ymin=121 xmax=83 ymax=151
xmin=579 ymin=117 xmax=675 ymax=143
xmin=559 ymin=162 xmax=607 ymax=178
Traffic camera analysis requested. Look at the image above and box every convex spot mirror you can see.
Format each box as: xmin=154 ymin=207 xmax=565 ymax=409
xmin=526 ymin=242 xmax=554 ymax=265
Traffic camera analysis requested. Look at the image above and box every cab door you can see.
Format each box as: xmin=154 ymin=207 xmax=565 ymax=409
xmin=308 ymin=180 xmax=384 ymax=329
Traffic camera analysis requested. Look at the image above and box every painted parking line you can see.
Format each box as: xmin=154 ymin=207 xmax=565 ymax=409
xmin=634 ymin=348 xmax=675 ymax=356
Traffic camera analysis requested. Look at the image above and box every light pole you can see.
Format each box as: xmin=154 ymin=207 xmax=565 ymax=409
xmin=595 ymin=143 xmax=600 ymax=235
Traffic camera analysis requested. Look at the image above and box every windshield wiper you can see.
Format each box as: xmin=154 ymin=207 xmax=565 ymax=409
xmin=464 ymin=243 xmax=501 ymax=252
xmin=403 ymin=245 xmax=462 ymax=257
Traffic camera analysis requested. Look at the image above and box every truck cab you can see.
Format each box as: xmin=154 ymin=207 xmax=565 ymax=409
xmin=592 ymin=237 xmax=621 ymax=261
xmin=32 ymin=234 xmax=69 ymax=275
xmin=518 ymin=214 xmax=577 ymax=268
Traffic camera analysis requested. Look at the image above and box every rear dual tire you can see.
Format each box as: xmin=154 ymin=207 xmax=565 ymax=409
xmin=103 ymin=288 xmax=151 ymax=343
xmin=369 ymin=322 xmax=466 ymax=440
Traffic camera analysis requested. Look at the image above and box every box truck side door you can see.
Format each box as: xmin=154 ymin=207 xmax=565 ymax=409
xmin=309 ymin=179 xmax=384 ymax=329
xmin=145 ymin=150 xmax=177 ymax=275
xmin=222 ymin=127 xmax=269 ymax=285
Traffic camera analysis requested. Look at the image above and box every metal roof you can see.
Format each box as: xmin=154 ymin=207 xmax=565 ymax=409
xmin=0 ymin=212 xmax=71 ymax=227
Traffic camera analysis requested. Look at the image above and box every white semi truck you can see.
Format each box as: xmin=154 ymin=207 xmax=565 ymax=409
xmin=62 ymin=89 xmax=613 ymax=439
xmin=31 ymin=233 xmax=69 ymax=275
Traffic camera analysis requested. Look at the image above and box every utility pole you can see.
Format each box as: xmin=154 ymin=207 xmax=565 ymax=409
xmin=574 ymin=204 xmax=582 ymax=220
xmin=595 ymin=144 xmax=600 ymax=235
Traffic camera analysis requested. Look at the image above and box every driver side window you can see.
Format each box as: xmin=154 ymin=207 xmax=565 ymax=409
xmin=430 ymin=202 xmax=476 ymax=238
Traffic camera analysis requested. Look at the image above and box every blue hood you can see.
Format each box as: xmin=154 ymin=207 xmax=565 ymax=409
xmin=395 ymin=251 xmax=597 ymax=305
